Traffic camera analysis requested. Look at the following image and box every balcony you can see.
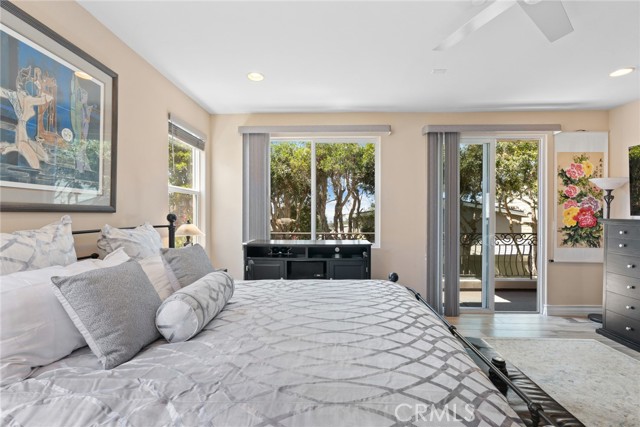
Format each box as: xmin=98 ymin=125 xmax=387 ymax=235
xmin=460 ymin=232 xmax=538 ymax=279
xmin=460 ymin=232 xmax=538 ymax=312
xmin=270 ymin=232 xmax=375 ymax=242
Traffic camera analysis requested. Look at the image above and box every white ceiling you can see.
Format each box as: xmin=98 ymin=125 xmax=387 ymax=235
xmin=78 ymin=0 xmax=640 ymax=114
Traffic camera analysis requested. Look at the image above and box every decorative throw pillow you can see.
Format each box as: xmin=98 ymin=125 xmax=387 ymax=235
xmin=160 ymin=244 xmax=215 ymax=288
xmin=96 ymin=223 xmax=162 ymax=261
xmin=0 ymin=215 xmax=77 ymax=276
xmin=138 ymin=254 xmax=175 ymax=300
xmin=156 ymin=271 xmax=234 ymax=343
xmin=51 ymin=260 xmax=162 ymax=369
xmin=0 ymin=251 xmax=131 ymax=385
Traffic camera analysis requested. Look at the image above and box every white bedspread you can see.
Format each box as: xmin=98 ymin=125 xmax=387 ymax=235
xmin=1 ymin=279 xmax=522 ymax=427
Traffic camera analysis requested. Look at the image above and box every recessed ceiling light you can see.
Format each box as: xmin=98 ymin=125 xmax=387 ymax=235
xmin=609 ymin=67 xmax=635 ymax=77
xmin=432 ymin=68 xmax=448 ymax=75
xmin=247 ymin=72 xmax=264 ymax=82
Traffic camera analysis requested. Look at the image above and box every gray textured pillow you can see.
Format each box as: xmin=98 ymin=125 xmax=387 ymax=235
xmin=0 ymin=215 xmax=77 ymax=275
xmin=97 ymin=223 xmax=162 ymax=261
xmin=161 ymin=244 xmax=215 ymax=288
xmin=51 ymin=260 xmax=162 ymax=369
xmin=156 ymin=271 xmax=234 ymax=343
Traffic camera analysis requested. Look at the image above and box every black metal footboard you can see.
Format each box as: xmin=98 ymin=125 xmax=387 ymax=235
xmin=403 ymin=285 xmax=559 ymax=427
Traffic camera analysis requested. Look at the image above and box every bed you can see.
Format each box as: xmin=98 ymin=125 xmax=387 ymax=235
xmin=0 ymin=216 xmax=524 ymax=426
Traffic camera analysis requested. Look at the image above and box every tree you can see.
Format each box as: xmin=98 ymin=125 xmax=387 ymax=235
xmin=270 ymin=141 xmax=311 ymax=237
xmin=496 ymin=140 xmax=539 ymax=233
xmin=459 ymin=144 xmax=484 ymax=233
xmin=270 ymin=141 xmax=375 ymax=241
xmin=168 ymin=138 xmax=195 ymax=226
xmin=316 ymin=143 xmax=375 ymax=240
xmin=459 ymin=140 xmax=538 ymax=233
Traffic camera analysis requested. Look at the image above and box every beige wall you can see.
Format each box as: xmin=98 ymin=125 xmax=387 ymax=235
xmin=609 ymin=100 xmax=640 ymax=219
xmin=210 ymin=111 xmax=617 ymax=307
xmin=3 ymin=2 xmax=638 ymax=310
xmin=0 ymin=1 xmax=210 ymax=254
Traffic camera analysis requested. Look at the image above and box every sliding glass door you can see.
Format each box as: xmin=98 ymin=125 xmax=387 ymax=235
xmin=459 ymin=137 xmax=540 ymax=312
xmin=459 ymin=139 xmax=496 ymax=310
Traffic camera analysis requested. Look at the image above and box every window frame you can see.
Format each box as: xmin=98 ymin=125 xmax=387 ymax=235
xmin=168 ymin=128 xmax=205 ymax=245
xmin=269 ymin=136 xmax=381 ymax=248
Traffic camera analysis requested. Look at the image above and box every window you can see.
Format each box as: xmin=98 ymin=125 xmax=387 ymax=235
xmin=270 ymin=137 xmax=379 ymax=245
xmin=168 ymin=117 xmax=204 ymax=245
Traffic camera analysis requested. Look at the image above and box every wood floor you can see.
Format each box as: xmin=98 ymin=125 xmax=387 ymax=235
xmin=446 ymin=313 xmax=640 ymax=361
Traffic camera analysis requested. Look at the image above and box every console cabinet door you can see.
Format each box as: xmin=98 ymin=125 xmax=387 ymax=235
xmin=329 ymin=260 xmax=368 ymax=280
xmin=246 ymin=259 xmax=285 ymax=280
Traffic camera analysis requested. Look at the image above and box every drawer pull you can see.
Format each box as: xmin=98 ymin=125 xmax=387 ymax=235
xmin=619 ymin=243 xmax=627 ymax=248
xmin=628 ymin=285 xmax=637 ymax=290
xmin=625 ymin=326 xmax=634 ymax=332
xmin=626 ymin=305 xmax=635 ymax=310
xmin=619 ymin=230 xmax=628 ymax=235
xmin=627 ymin=264 xmax=636 ymax=269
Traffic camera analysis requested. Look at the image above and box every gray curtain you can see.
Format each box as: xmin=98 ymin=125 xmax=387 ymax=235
xmin=242 ymin=133 xmax=270 ymax=242
xmin=426 ymin=131 xmax=460 ymax=316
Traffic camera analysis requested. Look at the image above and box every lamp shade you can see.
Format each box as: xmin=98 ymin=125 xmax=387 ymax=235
xmin=589 ymin=177 xmax=629 ymax=190
xmin=175 ymin=223 xmax=205 ymax=237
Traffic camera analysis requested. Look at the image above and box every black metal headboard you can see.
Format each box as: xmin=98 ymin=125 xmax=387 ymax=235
xmin=73 ymin=213 xmax=177 ymax=259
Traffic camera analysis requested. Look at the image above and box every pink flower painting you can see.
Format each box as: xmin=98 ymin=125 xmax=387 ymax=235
xmin=557 ymin=153 xmax=604 ymax=248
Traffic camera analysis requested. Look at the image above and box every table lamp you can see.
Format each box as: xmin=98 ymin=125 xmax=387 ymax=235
xmin=589 ymin=177 xmax=629 ymax=219
xmin=175 ymin=220 xmax=204 ymax=246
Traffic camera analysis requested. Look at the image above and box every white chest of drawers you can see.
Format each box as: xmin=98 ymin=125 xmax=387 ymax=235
xmin=597 ymin=219 xmax=640 ymax=351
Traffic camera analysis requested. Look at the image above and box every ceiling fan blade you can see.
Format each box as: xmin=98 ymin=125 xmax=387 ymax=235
xmin=518 ymin=0 xmax=574 ymax=42
xmin=434 ymin=0 xmax=517 ymax=51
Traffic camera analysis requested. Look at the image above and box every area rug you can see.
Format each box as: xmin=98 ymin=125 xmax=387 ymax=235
xmin=483 ymin=338 xmax=640 ymax=427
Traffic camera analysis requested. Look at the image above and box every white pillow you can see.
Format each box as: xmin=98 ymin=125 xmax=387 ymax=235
xmin=156 ymin=271 xmax=234 ymax=343
xmin=139 ymin=255 xmax=175 ymax=300
xmin=97 ymin=223 xmax=162 ymax=261
xmin=0 ymin=250 xmax=131 ymax=385
xmin=0 ymin=215 xmax=77 ymax=276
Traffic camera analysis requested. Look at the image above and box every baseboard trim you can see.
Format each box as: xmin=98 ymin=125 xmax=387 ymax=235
xmin=543 ymin=304 xmax=602 ymax=316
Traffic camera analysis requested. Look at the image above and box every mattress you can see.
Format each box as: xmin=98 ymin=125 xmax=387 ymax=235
xmin=1 ymin=279 xmax=523 ymax=426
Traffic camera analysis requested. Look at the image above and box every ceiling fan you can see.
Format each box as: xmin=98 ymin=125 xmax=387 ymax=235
xmin=434 ymin=0 xmax=574 ymax=51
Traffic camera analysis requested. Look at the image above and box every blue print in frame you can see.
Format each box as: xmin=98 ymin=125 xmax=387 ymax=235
xmin=0 ymin=2 xmax=117 ymax=212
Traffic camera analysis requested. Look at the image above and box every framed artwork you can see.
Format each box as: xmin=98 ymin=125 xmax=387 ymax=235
xmin=630 ymin=145 xmax=640 ymax=217
xmin=554 ymin=131 xmax=608 ymax=262
xmin=0 ymin=2 xmax=117 ymax=212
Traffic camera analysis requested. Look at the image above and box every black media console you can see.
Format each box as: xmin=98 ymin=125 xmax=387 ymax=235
xmin=243 ymin=240 xmax=372 ymax=280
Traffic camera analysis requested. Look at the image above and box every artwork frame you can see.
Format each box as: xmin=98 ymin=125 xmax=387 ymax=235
xmin=553 ymin=131 xmax=608 ymax=263
xmin=0 ymin=2 xmax=117 ymax=212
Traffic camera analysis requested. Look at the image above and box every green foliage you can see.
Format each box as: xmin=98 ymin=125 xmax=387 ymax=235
xmin=459 ymin=144 xmax=484 ymax=233
xmin=270 ymin=141 xmax=312 ymax=235
xmin=270 ymin=141 xmax=375 ymax=241
xmin=560 ymin=221 xmax=602 ymax=247
xmin=168 ymin=138 xmax=193 ymax=188
xmin=459 ymin=140 xmax=539 ymax=234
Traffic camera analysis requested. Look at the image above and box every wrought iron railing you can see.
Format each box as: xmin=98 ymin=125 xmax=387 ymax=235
xmin=460 ymin=233 xmax=537 ymax=279
xmin=270 ymin=231 xmax=374 ymax=242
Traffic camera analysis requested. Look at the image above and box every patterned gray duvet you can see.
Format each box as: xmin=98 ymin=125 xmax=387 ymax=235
xmin=1 ymin=280 xmax=522 ymax=427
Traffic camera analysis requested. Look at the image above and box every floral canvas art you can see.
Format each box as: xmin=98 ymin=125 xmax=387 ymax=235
xmin=557 ymin=152 xmax=604 ymax=248
xmin=554 ymin=131 xmax=608 ymax=263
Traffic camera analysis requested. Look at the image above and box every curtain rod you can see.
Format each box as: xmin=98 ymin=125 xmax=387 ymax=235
xmin=422 ymin=124 xmax=561 ymax=134
xmin=238 ymin=125 xmax=391 ymax=135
